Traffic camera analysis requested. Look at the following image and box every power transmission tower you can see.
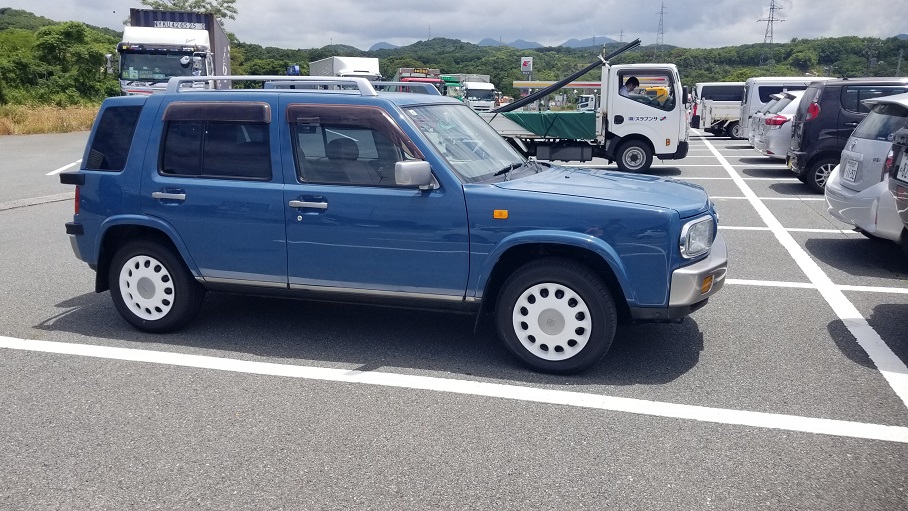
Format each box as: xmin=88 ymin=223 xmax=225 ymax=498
xmin=619 ymin=29 xmax=624 ymax=43
xmin=758 ymin=0 xmax=785 ymax=65
xmin=654 ymin=3 xmax=665 ymax=60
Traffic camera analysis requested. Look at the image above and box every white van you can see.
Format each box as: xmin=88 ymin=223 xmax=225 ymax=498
xmin=740 ymin=76 xmax=830 ymax=141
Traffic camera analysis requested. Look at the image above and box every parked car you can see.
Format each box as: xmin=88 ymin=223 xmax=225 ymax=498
xmin=824 ymin=92 xmax=908 ymax=255
xmin=753 ymin=90 xmax=805 ymax=160
xmin=58 ymin=75 xmax=727 ymax=374
xmin=747 ymin=95 xmax=783 ymax=147
xmin=886 ymin=126 xmax=908 ymax=258
xmin=740 ymin=76 xmax=827 ymax=141
xmin=789 ymin=78 xmax=908 ymax=192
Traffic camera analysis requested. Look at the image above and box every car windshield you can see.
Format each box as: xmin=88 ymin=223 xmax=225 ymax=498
xmin=403 ymin=104 xmax=527 ymax=183
xmin=852 ymin=103 xmax=908 ymax=141
xmin=120 ymin=51 xmax=201 ymax=81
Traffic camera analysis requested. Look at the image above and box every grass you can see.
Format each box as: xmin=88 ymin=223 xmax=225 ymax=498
xmin=0 ymin=105 xmax=98 ymax=136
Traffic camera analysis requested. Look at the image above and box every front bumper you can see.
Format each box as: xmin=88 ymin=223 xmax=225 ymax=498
xmin=629 ymin=232 xmax=728 ymax=321
xmin=825 ymin=171 xmax=903 ymax=242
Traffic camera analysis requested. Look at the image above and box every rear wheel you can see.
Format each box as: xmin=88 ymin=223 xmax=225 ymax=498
xmin=805 ymin=157 xmax=838 ymax=193
xmin=109 ymin=240 xmax=205 ymax=332
xmin=616 ymin=140 xmax=653 ymax=172
xmin=495 ymin=258 xmax=617 ymax=374
xmin=726 ymin=121 xmax=742 ymax=139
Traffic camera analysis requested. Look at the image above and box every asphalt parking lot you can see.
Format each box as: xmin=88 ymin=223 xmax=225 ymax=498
xmin=1 ymin=131 xmax=907 ymax=509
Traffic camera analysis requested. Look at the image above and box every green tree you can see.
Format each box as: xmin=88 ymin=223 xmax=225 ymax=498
xmin=139 ymin=0 xmax=238 ymax=21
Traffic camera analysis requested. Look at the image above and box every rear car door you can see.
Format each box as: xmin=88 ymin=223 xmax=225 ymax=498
xmin=140 ymin=98 xmax=288 ymax=286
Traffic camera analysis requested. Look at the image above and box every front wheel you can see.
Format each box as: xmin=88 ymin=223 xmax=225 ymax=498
xmin=109 ymin=240 xmax=205 ymax=333
xmin=616 ymin=140 xmax=653 ymax=172
xmin=495 ymin=258 xmax=617 ymax=374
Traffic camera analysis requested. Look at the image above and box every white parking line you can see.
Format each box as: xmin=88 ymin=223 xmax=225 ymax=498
xmin=46 ymin=159 xmax=82 ymax=176
xmin=726 ymin=279 xmax=908 ymax=295
xmin=683 ymin=177 xmax=799 ymax=181
xmin=1 ymin=336 xmax=907 ymax=444
xmin=720 ymin=226 xmax=862 ymax=235
xmin=700 ymin=135 xmax=908 ymax=409
xmin=711 ymin=196 xmax=826 ymax=201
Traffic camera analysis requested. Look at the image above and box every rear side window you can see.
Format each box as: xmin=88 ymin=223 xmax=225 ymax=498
xmin=160 ymin=102 xmax=272 ymax=180
xmin=852 ymin=103 xmax=908 ymax=141
xmin=841 ymin=86 xmax=908 ymax=114
xmin=757 ymin=85 xmax=807 ymax=103
xmin=700 ymin=85 xmax=743 ymax=102
xmin=85 ymin=105 xmax=142 ymax=171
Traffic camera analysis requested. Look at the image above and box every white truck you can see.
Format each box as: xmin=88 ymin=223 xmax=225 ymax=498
xmin=462 ymin=81 xmax=497 ymax=112
xmin=481 ymin=42 xmax=689 ymax=172
xmin=689 ymin=82 xmax=745 ymax=138
xmin=308 ymin=56 xmax=382 ymax=80
xmin=118 ymin=8 xmax=231 ymax=95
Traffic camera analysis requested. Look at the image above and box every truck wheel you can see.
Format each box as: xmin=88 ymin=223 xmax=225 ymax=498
xmin=109 ymin=240 xmax=205 ymax=333
xmin=616 ymin=140 xmax=653 ymax=172
xmin=726 ymin=121 xmax=742 ymax=139
xmin=495 ymin=258 xmax=617 ymax=374
xmin=805 ymin=157 xmax=838 ymax=193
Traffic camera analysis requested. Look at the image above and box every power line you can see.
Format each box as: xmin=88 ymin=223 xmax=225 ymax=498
xmin=758 ymin=0 xmax=785 ymax=65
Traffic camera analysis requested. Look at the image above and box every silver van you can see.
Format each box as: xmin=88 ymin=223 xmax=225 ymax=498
xmin=740 ymin=76 xmax=829 ymax=141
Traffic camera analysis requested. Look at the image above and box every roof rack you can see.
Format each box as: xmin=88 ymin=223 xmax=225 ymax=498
xmin=165 ymin=75 xmax=378 ymax=96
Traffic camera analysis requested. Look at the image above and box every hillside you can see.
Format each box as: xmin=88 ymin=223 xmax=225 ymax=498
xmin=2 ymin=8 xmax=907 ymax=106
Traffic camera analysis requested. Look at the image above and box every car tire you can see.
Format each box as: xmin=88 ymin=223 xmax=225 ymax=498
xmin=616 ymin=140 xmax=653 ymax=172
xmin=725 ymin=121 xmax=742 ymax=139
xmin=495 ymin=258 xmax=617 ymax=374
xmin=109 ymin=240 xmax=205 ymax=333
xmin=901 ymin=230 xmax=908 ymax=261
xmin=805 ymin=157 xmax=838 ymax=193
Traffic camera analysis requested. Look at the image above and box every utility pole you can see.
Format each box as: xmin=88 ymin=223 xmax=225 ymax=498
xmin=654 ymin=3 xmax=665 ymax=60
xmin=619 ymin=29 xmax=624 ymax=43
xmin=897 ymin=49 xmax=904 ymax=76
xmin=758 ymin=0 xmax=785 ymax=66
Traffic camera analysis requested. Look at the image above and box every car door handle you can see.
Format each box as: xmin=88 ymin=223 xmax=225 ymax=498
xmin=289 ymin=200 xmax=328 ymax=209
xmin=151 ymin=191 xmax=186 ymax=201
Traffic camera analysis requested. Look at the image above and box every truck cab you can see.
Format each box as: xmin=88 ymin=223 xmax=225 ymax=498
xmin=462 ymin=81 xmax=497 ymax=112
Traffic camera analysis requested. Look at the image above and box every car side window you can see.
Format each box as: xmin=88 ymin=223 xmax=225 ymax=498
xmin=159 ymin=102 xmax=272 ymax=181
xmin=287 ymin=104 xmax=423 ymax=186
xmin=843 ymin=86 xmax=908 ymax=114
xmin=85 ymin=105 xmax=143 ymax=171
xmin=618 ymin=72 xmax=677 ymax=112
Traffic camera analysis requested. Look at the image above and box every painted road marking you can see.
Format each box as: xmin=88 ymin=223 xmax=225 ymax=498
xmin=720 ymin=226 xmax=862 ymax=235
xmin=700 ymin=134 xmax=908 ymax=409
xmin=726 ymin=279 xmax=908 ymax=294
xmin=0 ymin=192 xmax=75 ymax=212
xmin=46 ymin=159 xmax=82 ymax=176
xmin=711 ymin=196 xmax=826 ymax=201
xmin=1 ymin=336 xmax=907 ymax=444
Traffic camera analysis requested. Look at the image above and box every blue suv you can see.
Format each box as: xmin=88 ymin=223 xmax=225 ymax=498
xmin=60 ymin=76 xmax=727 ymax=374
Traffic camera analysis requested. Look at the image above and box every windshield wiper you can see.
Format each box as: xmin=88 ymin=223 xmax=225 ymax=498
xmin=493 ymin=161 xmax=525 ymax=180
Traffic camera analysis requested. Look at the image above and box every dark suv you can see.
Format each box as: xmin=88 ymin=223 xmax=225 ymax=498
xmin=788 ymin=78 xmax=908 ymax=192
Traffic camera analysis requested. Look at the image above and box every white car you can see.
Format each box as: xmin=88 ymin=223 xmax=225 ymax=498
xmin=747 ymin=95 xmax=783 ymax=147
xmin=753 ymin=90 xmax=804 ymax=160
xmin=825 ymin=92 xmax=908 ymax=244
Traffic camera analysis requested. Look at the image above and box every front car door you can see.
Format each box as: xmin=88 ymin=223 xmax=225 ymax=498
xmin=279 ymin=100 xmax=470 ymax=303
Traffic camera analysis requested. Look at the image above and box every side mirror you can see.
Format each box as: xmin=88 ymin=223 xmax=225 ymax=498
xmin=395 ymin=161 xmax=435 ymax=190
xmin=682 ymin=87 xmax=690 ymax=105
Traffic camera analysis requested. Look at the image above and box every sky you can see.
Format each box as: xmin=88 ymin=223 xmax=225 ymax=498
xmin=3 ymin=0 xmax=906 ymax=51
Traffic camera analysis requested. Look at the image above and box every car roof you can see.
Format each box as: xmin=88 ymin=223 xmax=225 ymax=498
xmin=861 ymin=91 xmax=908 ymax=107
xmin=816 ymin=77 xmax=908 ymax=87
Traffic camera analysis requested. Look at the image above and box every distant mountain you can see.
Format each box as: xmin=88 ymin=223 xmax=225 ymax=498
xmin=560 ymin=36 xmax=619 ymax=48
xmin=897 ymin=34 xmax=908 ymax=40
xmin=370 ymin=42 xmax=398 ymax=51
xmin=477 ymin=38 xmax=542 ymax=49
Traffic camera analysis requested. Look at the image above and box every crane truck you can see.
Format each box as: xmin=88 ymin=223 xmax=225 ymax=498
xmin=480 ymin=40 xmax=689 ymax=172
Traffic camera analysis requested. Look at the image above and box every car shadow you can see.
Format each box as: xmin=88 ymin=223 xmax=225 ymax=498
xmin=827 ymin=303 xmax=908 ymax=369
xmin=644 ymin=166 xmax=682 ymax=177
xmin=724 ymin=144 xmax=753 ymax=150
xmin=736 ymin=156 xmax=778 ymax=165
xmin=740 ymin=166 xmax=799 ymax=179
xmin=803 ymin=237 xmax=908 ymax=278
xmin=34 ymin=291 xmax=705 ymax=387
xmin=766 ymin=182 xmax=818 ymax=195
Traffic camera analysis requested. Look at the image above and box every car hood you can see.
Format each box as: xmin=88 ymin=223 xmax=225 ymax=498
xmin=495 ymin=166 xmax=710 ymax=218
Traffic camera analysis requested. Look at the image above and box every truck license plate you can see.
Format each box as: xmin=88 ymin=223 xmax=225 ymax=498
xmin=898 ymin=157 xmax=908 ymax=182
xmin=843 ymin=159 xmax=858 ymax=182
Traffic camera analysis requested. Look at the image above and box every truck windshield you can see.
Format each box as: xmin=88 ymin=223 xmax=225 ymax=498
xmin=466 ymin=89 xmax=495 ymax=101
xmin=119 ymin=51 xmax=202 ymax=81
xmin=404 ymin=104 xmax=526 ymax=183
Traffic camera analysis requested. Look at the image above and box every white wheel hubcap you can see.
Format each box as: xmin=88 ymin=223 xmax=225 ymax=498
xmin=623 ymin=147 xmax=645 ymax=170
xmin=511 ymin=282 xmax=592 ymax=361
xmin=119 ymin=255 xmax=175 ymax=321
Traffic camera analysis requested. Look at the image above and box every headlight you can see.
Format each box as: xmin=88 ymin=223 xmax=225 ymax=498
xmin=680 ymin=216 xmax=714 ymax=258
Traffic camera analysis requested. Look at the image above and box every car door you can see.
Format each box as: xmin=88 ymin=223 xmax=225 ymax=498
xmin=141 ymin=98 xmax=288 ymax=286
xmin=610 ymin=70 xmax=679 ymax=150
xmin=278 ymin=99 xmax=470 ymax=300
